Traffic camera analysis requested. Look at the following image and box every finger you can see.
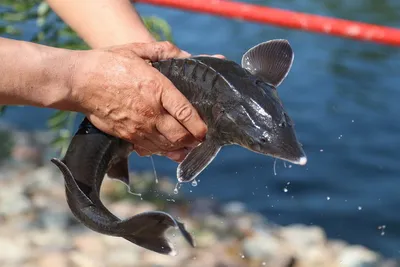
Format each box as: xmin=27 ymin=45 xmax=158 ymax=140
xmin=128 ymin=41 xmax=191 ymax=61
xmin=156 ymin=113 xmax=200 ymax=148
xmin=166 ymin=148 xmax=190 ymax=163
xmin=195 ymin=54 xmax=226 ymax=59
xmin=159 ymin=79 xmax=208 ymax=141
xmin=134 ymin=145 xmax=153 ymax=157
xmin=131 ymin=138 xmax=162 ymax=156
xmin=148 ymin=129 xmax=190 ymax=152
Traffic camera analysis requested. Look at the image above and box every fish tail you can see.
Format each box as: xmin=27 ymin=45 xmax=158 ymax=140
xmin=118 ymin=211 xmax=195 ymax=255
xmin=50 ymin=158 xmax=93 ymax=207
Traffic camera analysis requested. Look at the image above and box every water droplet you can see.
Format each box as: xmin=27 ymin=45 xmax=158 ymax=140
xmin=150 ymin=156 xmax=158 ymax=184
xmin=378 ymin=225 xmax=386 ymax=236
xmin=327 ymin=196 xmax=330 ymax=200
xmin=174 ymin=183 xmax=181 ymax=195
xmin=358 ymin=206 xmax=362 ymax=210
xmin=273 ymin=159 xmax=277 ymax=175
xmin=320 ymin=149 xmax=324 ymax=152
xmin=283 ymin=188 xmax=288 ymax=193
xmin=351 ymin=119 xmax=355 ymax=123
xmin=191 ymin=180 xmax=198 ymax=187
xmin=288 ymin=165 xmax=292 ymax=168
xmin=338 ymin=134 xmax=343 ymax=140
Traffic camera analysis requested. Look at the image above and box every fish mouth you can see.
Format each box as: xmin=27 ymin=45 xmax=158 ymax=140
xmin=249 ymin=143 xmax=307 ymax=166
xmin=277 ymin=155 xmax=307 ymax=166
xmin=250 ymin=146 xmax=308 ymax=166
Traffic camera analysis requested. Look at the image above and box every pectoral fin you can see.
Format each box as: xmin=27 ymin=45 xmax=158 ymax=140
xmin=107 ymin=157 xmax=130 ymax=186
xmin=177 ymin=139 xmax=221 ymax=182
xmin=241 ymin=39 xmax=294 ymax=87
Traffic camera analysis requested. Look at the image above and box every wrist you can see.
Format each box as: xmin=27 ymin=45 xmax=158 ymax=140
xmin=0 ymin=38 xmax=79 ymax=111
xmin=37 ymin=45 xmax=82 ymax=112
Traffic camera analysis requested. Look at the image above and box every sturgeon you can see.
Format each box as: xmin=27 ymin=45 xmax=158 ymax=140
xmin=51 ymin=39 xmax=307 ymax=255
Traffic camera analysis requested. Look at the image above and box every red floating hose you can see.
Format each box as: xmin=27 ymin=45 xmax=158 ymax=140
xmin=134 ymin=0 xmax=400 ymax=47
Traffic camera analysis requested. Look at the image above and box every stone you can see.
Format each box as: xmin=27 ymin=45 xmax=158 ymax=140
xmin=337 ymin=245 xmax=380 ymax=267
xmin=0 ymin=183 xmax=31 ymax=216
xmin=69 ymin=251 xmax=100 ymax=267
xmin=279 ymin=224 xmax=327 ymax=252
xmin=242 ymin=230 xmax=294 ymax=267
xmin=106 ymin=249 xmax=141 ymax=267
xmin=74 ymin=233 xmax=105 ymax=255
xmin=194 ymin=230 xmax=218 ymax=247
xmin=37 ymin=252 xmax=68 ymax=267
xmin=0 ymin=236 xmax=30 ymax=264
xmin=28 ymin=229 xmax=71 ymax=250
xmin=222 ymin=201 xmax=246 ymax=216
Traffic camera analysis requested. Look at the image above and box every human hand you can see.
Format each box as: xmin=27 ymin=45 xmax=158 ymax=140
xmin=69 ymin=41 xmax=208 ymax=162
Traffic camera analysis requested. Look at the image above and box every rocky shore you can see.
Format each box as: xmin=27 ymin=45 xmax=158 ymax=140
xmin=0 ymin=127 xmax=399 ymax=267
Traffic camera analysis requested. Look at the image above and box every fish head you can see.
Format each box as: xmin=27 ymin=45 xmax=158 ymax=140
xmin=223 ymin=85 xmax=307 ymax=166
xmin=233 ymin=38 xmax=307 ymax=165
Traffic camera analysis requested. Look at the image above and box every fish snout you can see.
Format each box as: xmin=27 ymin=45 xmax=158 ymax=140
xmin=259 ymin=132 xmax=307 ymax=166
xmin=277 ymin=141 xmax=307 ymax=166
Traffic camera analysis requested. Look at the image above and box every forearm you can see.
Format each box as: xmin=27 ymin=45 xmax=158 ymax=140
xmin=0 ymin=37 xmax=77 ymax=111
xmin=46 ymin=0 xmax=156 ymax=48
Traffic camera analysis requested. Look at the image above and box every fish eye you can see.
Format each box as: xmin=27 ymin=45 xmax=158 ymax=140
xmin=260 ymin=137 xmax=267 ymax=143
xmin=278 ymin=112 xmax=292 ymax=128
xmin=255 ymin=79 xmax=264 ymax=86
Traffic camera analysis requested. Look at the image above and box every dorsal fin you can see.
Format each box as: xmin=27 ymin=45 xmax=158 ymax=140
xmin=241 ymin=39 xmax=294 ymax=87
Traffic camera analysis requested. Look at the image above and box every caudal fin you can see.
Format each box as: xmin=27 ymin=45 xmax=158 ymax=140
xmin=119 ymin=211 xmax=195 ymax=255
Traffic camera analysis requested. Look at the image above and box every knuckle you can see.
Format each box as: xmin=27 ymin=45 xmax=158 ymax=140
xmin=160 ymin=41 xmax=177 ymax=51
xmin=120 ymin=132 xmax=133 ymax=142
xmin=175 ymin=105 xmax=193 ymax=123
xmin=138 ymin=78 xmax=160 ymax=93
xmin=174 ymin=132 xmax=193 ymax=145
xmin=136 ymin=149 xmax=149 ymax=157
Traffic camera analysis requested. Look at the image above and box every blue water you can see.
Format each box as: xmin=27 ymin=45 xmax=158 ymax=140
xmin=2 ymin=0 xmax=400 ymax=258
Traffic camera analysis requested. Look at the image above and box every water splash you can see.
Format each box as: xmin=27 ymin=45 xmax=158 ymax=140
xmin=273 ymin=159 xmax=277 ymax=175
xmin=149 ymin=156 xmax=158 ymax=184
xmin=378 ymin=225 xmax=386 ymax=236
xmin=112 ymin=179 xmax=142 ymax=198
xmin=174 ymin=182 xmax=182 ymax=195
xmin=191 ymin=179 xmax=198 ymax=187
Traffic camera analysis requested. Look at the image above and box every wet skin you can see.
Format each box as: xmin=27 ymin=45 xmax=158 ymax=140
xmin=51 ymin=39 xmax=307 ymax=255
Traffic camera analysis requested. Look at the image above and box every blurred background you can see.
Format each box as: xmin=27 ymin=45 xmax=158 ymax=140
xmin=1 ymin=0 xmax=400 ymax=266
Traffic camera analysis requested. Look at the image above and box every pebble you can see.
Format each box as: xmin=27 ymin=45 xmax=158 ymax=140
xmin=0 ymin=134 xmax=396 ymax=267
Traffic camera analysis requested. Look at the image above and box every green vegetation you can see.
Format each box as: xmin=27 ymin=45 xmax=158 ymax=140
xmin=0 ymin=1 xmax=173 ymax=156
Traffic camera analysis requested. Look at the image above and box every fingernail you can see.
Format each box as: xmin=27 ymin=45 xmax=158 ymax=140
xmin=181 ymin=50 xmax=192 ymax=57
xmin=212 ymin=54 xmax=225 ymax=59
xmin=166 ymin=151 xmax=180 ymax=159
xmin=187 ymin=140 xmax=200 ymax=149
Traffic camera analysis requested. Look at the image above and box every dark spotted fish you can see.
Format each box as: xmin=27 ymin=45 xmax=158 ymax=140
xmin=51 ymin=39 xmax=306 ymax=255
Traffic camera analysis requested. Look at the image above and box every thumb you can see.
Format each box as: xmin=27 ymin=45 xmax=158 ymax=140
xmin=129 ymin=41 xmax=191 ymax=61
